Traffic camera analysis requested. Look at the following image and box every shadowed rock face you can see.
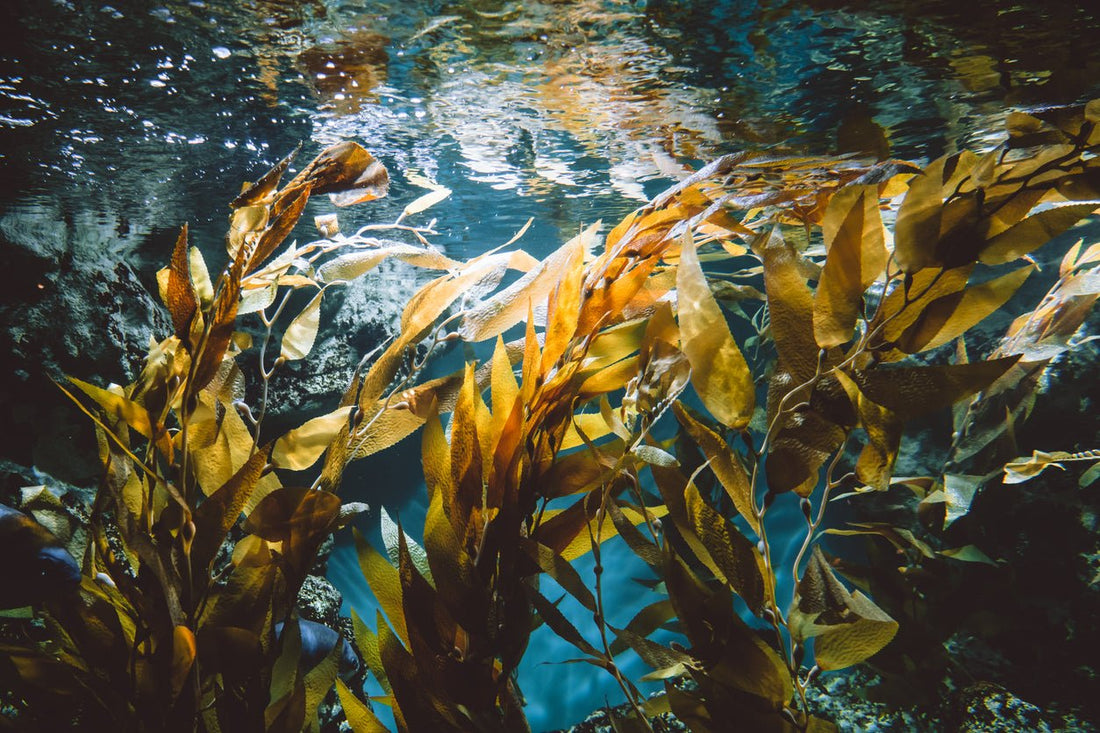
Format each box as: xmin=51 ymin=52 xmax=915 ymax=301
xmin=0 ymin=205 xmax=170 ymax=483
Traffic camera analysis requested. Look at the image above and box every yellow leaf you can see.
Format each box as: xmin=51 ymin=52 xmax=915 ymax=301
xmin=676 ymin=231 xmax=754 ymax=429
xmin=318 ymin=245 xmax=459 ymax=282
xmin=421 ymin=411 xmax=451 ymax=507
xmin=897 ymin=265 xmax=1033 ymax=353
xmin=401 ymin=186 xmax=451 ymax=219
xmin=940 ymin=545 xmax=997 ymax=565
xmin=560 ymin=412 xmax=615 ymax=451
xmin=281 ymin=289 xmax=324 ymax=361
xmin=520 ymin=300 xmax=541 ymax=405
xmin=68 ymin=377 xmax=154 ymax=438
xmin=813 ymin=186 xmax=886 ymax=347
xmin=541 ymin=239 xmax=585 ymax=372
xmin=227 ymin=205 xmax=268 ymax=261
xmin=789 ymin=548 xmax=897 ymax=671
xmin=490 ymin=336 xmax=519 ymax=438
xmin=348 ymin=404 xmax=431 ymax=460
xmin=578 ymin=355 xmax=640 ymax=400
xmin=1002 ymin=449 xmax=1073 ymax=484
xmin=188 ymin=392 xmax=256 ymax=497
xmin=672 ymin=402 xmax=758 ymax=534
xmin=555 ymin=504 xmax=669 ymax=562
xmin=351 ymin=609 xmax=389 ymax=695
xmin=813 ymin=590 xmax=898 ymax=671
xmin=189 ymin=246 xmax=215 ymax=309
xmin=169 ymin=626 xmax=197 ymax=702
xmin=584 ymin=318 xmax=647 ymax=370
xmin=459 ymin=225 xmax=597 ymax=342
xmin=272 ymin=407 xmax=354 ymax=471
xmin=239 ymin=281 xmax=278 ymax=315
xmin=336 ymin=678 xmax=390 ymax=733
xmin=979 ymin=202 xmax=1100 ymax=265
xmin=354 ymin=529 xmax=408 ymax=645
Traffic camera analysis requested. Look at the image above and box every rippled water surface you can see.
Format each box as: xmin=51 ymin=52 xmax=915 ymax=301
xmin=3 ymin=0 xmax=1099 ymax=730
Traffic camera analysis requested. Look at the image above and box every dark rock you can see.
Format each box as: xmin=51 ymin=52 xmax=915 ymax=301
xmin=0 ymin=205 xmax=169 ymax=485
xmin=804 ymin=668 xmax=938 ymax=732
xmin=953 ymin=682 xmax=1065 ymax=733
xmin=260 ymin=259 xmax=417 ymax=425
xmin=297 ymin=573 xmax=345 ymax=632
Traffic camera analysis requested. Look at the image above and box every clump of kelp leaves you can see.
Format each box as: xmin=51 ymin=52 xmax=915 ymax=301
xmin=3 ymin=100 xmax=1100 ymax=732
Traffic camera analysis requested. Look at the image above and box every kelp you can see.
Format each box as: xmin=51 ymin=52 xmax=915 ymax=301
xmin=333 ymin=101 xmax=1097 ymax=732
xmin=1 ymin=142 xmax=430 ymax=732
xmin=3 ymin=99 xmax=1098 ymax=732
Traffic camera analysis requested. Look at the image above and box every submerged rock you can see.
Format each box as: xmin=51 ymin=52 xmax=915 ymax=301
xmin=952 ymin=682 xmax=1092 ymax=733
xmin=252 ymin=257 xmax=424 ymax=425
xmin=0 ymin=204 xmax=169 ymax=484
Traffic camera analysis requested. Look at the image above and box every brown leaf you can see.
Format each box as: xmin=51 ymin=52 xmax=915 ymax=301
xmin=243 ymin=487 xmax=340 ymax=583
xmin=247 ymin=184 xmax=311 ymax=275
xmin=868 ymin=266 xmax=973 ymax=358
xmin=231 ymin=145 xmax=299 ymax=209
xmin=192 ymin=245 xmax=246 ymax=393
xmin=895 ymin=265 xmax=1033 ymax=354
xmin=673 ymin=402 xmax=758 ymax=534
xmin=519 ymin=538 xmax=597 ymax=611
xmin=167 ymin=224 xmax=198 ymax=344
xmin=528 ymin=588 xmax=603 ymax=658
xmin=838 ymin=358 xmax=1017 ymax=488
xmin=894 ymin=154 xmax=971 ymax=273
xmin=979 ymin=202 xmax=1100 ymax=265
xmin=664 ymin=551 xmax=791 ymax=704
xmin=606 ymin=498 xmax=662 ymax=567
xmin=684 ymin=481 xmax=765 ymax=614
xmin=288 ymin=141 xmax=390 ymax=206
xmin=849 ymin=357 xmax=1020 ymax=421
xmin=789 ymin=548 xmax=897 ymax=671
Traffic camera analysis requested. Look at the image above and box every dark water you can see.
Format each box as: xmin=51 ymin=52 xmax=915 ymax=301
xmin=3 ymin=1 xmax=1099 ymax=730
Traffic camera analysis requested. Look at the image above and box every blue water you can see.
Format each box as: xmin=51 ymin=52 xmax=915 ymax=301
xmin=4 ymin=0 xmax=1100 ymax=730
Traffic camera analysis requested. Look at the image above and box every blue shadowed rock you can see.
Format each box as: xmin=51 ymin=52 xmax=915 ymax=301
xmin=0 ymin=503 xmax=82 ymax=609
xmin=274 ymin=618 xmax=360 ymax=680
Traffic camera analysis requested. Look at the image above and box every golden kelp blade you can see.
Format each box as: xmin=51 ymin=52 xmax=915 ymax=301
xmin=812 ymin=185 xmax=886 ymax=348
xmin=677 ymin=231 xmax=754 ymax=429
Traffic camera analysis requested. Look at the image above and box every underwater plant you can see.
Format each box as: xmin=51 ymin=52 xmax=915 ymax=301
xmin=0 ymin=140 xmax=407 ymax=732
xmin=326 ymin=100 xmax=1099 ymax=731
xmin=1 ymin=98 xmax=1097 ymax=732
